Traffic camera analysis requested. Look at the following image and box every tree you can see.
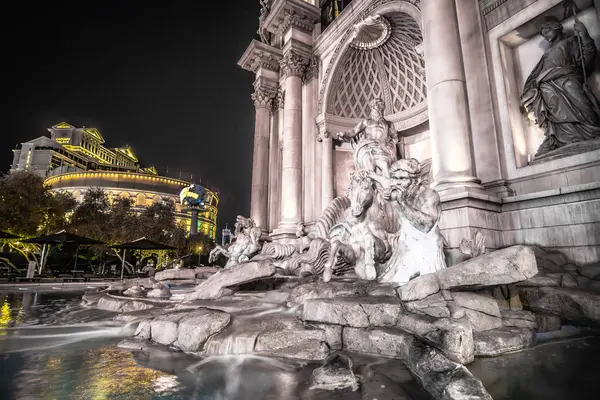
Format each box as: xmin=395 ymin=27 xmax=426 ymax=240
xmin=0 ymin=171 xmax=76 ymax=269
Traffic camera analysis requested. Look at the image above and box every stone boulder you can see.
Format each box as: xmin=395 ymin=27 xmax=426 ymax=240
xmin=147 ymin=282 xmax=171 ymax=298
xmin=107 ymin=277 xmax=157 ymax=292
xmin=155 ymin=268 xmax=197 ymax=281
xmin=310 ymin=353 xmax=359 ymax=391
xmin=520 ymin=287 xmax=600 ymax=327
xmin=136 ymin=308 xmax=231 ymax=352
xmin=184 ymin=261 xmax=277 ymax=301
xmin=535 ymin=313 xmax=562 ymax=332
xmin=501 ymin=310 xmax=537 ymax=329
xmin=397 ymin=313 xmax=474 ymax=364
xmin=302 ymin=297 xmax=401 ymax=328
xmin=123 ymin=285 xmax=147 ymax=298
xmin=451 ymin=292 xmax=502 ymax=332
xmin=436 ymin=245 xmax=537 ymax=290
xmin=395 ymin=245 xmax=537 ymax=301
xmin=473 ymin=326 xmax=535 ymax=356
xmin=343 ymin=327 xmax=491 ymax=399
xmin=288 ymin=279 xmax=396 ymax=307
xmin=194 ymin=266 xmax=220 ymax=279
xmin=403 ymin=292 xmax=450 ymax=318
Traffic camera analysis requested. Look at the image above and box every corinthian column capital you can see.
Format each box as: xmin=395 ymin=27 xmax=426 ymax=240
xmin=252 ymin=85 xmax=277 ymax=109
xmin=280 ymin=51 xmax=309 ymax=78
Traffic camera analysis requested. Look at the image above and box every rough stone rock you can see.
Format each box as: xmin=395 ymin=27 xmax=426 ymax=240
xmin=122 ymin=300 xmax=154 ymax=313
xmin=146 ymin=283 xmax=171 ymax=298
xmin=517 ymin=276 xmax=560 ymax=287
xmin=155 ymin=268 xmax=197 ymax=281
xmin=535 ymin=313 xmax=562 ymax=332
xmin=447 ymin=302 xmax=466 ymax=319
xmin=564 ymin=263 xmax=578 ymax=272
xmin=311 ymin=353 xmax=358 ymax=391
xmin=118 ymin=337 xmax=149 ymax=351
xmin=436 ymin=245 xmax=538 ymax=290
xmin=396 ymin=273 xmax=440 ymax=301
xmin=460 ymin=308 xmax=503 ymax=332
xmin=343 ymin=327 xmax=414 ymax=358
xmin=310 ymin=324 xmax=343 ymax=351
xmin=561 ymin=273 xmax=578 ymax=288
xmin=396 ymin=312 xmax=474 ymax=364
xmin=520 ymin=287 xmax=600 ymax=327
xmin=473 ymin=326 xmax=535 ymax=356
xmin=343 ymin=328 xmax=491 ymax=399
xmin=404 ymin=292 xmax=450 ymax=318
xmin=302 ymin=297 xmax=401 ymax=328
xmin=194 ymin=266 xmax=219 ymax=279
xmin=184 ymin=261 xmax=277 ymax=301
xmin=260 ymin=339 xmax=330 ymax=360
xmin=501 ymin=310 xmax=537 ymax=329
xmin=491 ymin=287 xmax=510 ymax=310
xmin=508 ymin=285 xmax=523 ymax=310
xmin=255 ymin=324 xmax=327 ymax=353
xmin=97 ymin=296 xmax=126 ymax=312
xmin=134 ymin=319 xmax=152 ymax=339
xmin=123 ymin=285 xmax=147 ymax=298
xmin=410 ymin=344 xmax=492 ymax=400
xmin=451 ymin=292 xmax=501 ymax=317
xmin=150 ymin=313 xmax=185 ymax=346
xmin=579 ymin=263 xmax=600 ymax=279
xmin=175 ymin=309 xmax=231 ymax=352
xmin=531 ymin=246 xmax=569 ymax=273
xmin=108 ymin=277 xmax=157 ymax=292
xmin=287 ymin=279 xmax=396 ymax=307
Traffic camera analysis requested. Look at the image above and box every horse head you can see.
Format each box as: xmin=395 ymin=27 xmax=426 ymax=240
xmin=348 ymin=169 xmax=376 ymax=218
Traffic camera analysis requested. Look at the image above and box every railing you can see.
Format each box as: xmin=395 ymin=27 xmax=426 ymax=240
xmin=321 ymin=0 xmax=354 ymax=30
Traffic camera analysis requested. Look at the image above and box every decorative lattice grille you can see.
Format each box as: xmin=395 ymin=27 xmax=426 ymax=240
xmin=328 ymin=12 xmax=426 ymax=119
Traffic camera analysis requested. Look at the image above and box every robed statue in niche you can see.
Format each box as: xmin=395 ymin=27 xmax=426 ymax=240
xmin=521 ymin=15 xmax=600 ymax=158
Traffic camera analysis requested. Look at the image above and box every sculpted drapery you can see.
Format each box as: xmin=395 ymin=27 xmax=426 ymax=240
xmin=521 ymin=16 xmax=600 ymax=157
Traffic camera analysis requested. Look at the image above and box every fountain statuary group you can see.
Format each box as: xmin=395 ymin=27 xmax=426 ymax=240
xmin=210 ymin=96 xmax=446 ymax=287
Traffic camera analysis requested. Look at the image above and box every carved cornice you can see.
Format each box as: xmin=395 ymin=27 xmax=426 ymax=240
xmin=263 ymin=0 xmax=320 ymax=36
xmin=252 ymin=85 xmax=277 ymax=109
xmin=280 ymin=50 xmax=309 ymax=78
xmin=238 ymin=40 xmax=283 ymax=74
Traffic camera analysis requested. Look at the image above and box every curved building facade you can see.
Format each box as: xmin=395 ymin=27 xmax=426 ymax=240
xmin=11 ymin=122 xmax=219 ymax=239
xmin=45 ymin=172 xmax=219 ymax=239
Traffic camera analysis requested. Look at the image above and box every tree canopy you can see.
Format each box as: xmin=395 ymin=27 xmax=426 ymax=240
xmin=0 ymin=170 xmax=214 ymax=272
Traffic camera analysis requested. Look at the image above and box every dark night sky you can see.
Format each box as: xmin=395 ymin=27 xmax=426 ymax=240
xmin=3 ymin=1 xmax=261 ymax=234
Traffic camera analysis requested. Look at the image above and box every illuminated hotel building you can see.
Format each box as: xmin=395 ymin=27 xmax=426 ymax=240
xmin=10 ymin=122 xmax=218 ymax=239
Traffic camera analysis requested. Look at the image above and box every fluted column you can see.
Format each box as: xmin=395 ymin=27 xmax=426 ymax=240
xmin=276 ymin=51 xmax=308 ymax=235
xmin=250 ymin=85 xmax=276 ymax=232
xmin=422 ymin=0 xmax=483 ymax=193
xmin=268 ymin=90 xmax=284 ymax=231
xmin=317 ymin=130 xmax=334 ymax=212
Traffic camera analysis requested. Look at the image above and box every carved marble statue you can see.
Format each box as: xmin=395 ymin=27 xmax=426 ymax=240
xmin=323 ymin=170 xmax=391 ymax=282
xmin=521 ymin=15 xmax=600 ymax=157
xmin=209 ymin=215 xmax=262 ymax=268
xmin=334 ymin=97 xmax=399 ymax=177
xmin=370 ymin=159 xmax=446 ymax=285
xmin=258 ymin=0 xmax=272 ymax=44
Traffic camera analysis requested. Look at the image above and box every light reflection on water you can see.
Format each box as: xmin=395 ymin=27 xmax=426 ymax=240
xmin=0 ymin=290 xmax=322 ymax=400
xmin=0 ymin=290 xmax=187 ymax=400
